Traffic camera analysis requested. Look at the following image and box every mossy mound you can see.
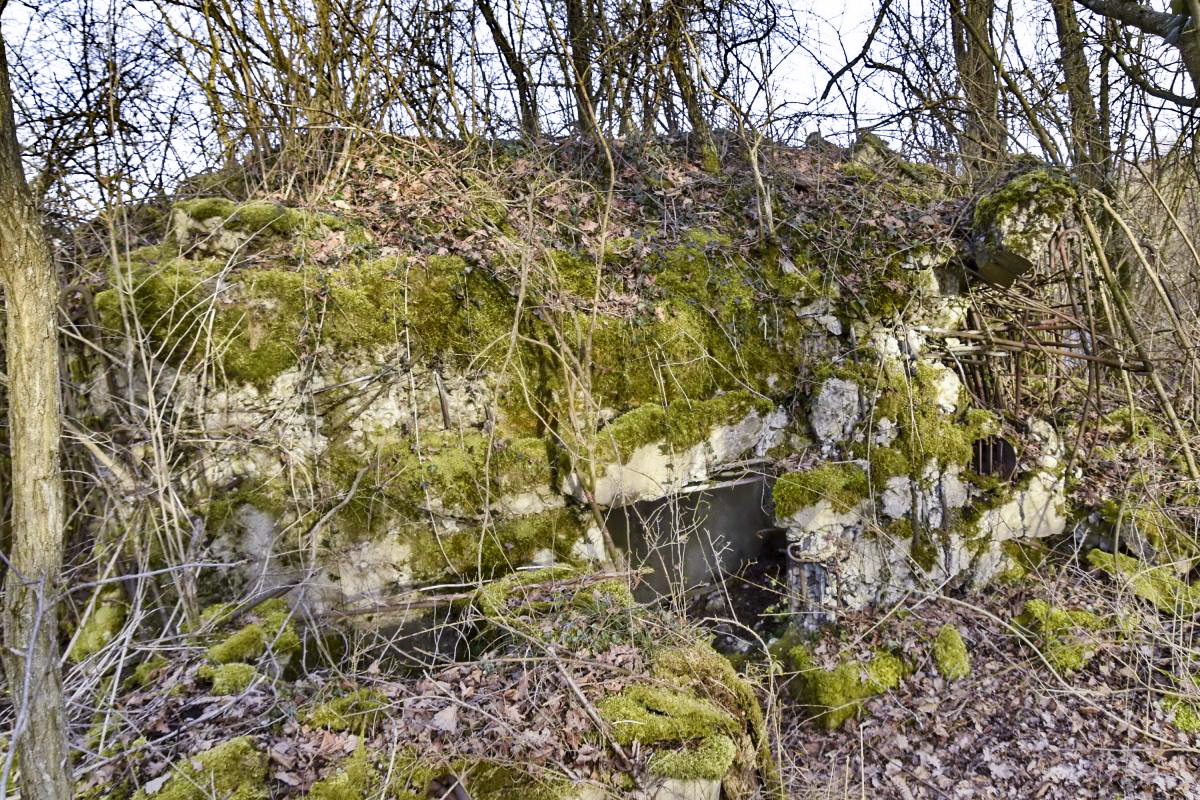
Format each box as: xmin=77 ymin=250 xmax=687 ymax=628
xmin=931 ymin=624 xmax=971 ymax=680
xmin=308 ymin=747 xmax=380 ymax=800
xmin=1014 ymin=599 xmax=1102 ymax=673
xmin=600 ymin=684 xmax=739 ymax=745
xmin=203 ymin=598 xmax=300 ymax=665
xmin=69 ymin=586 xmax=128 ymax=663
xmin=773 ymin=630 xmax=907 ymax=730
xmin=1087 ymin=549 xmax=1200 ymax=615
xmin=134 ymin=737 xmax=266 ymax=800
xmin=647 ymin=734 xmax=739 ymax=780
xmin=472 ymin=566 xmax=660 ymax=654
xmin=198 ymin=662 xmax=258 ymax=695
xmin=1096 ymin=500 xmax=1199 ymax=565
xmin=471 ymin=569 xmax=775 ymax=793
xmin=93 ymin=140 xmax=1016 ymax=609
xmin=307 ymin=688 xmax=388 ymax=735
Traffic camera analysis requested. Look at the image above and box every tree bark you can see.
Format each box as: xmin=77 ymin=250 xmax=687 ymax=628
xmin=1073 ymin=0 xmax=1200 ymax=91
xmin=949 ymin=0 xmax=1006 ymax=171
xmin=565 ymin=0 xmax=598 ymax=138
xmin=1051 ymin=0 xmax=1111 ymax=189
xmin=0 ymin=28 xmax=73 ymax=800
xmin=664 ymin=0 xmax=718 ymax=173
xmin=476 ymin=0 xmax=540 ymax=137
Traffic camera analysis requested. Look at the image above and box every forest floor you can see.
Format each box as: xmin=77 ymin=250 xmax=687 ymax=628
xmin=771 ymin=557 xmax=1200 ymax=799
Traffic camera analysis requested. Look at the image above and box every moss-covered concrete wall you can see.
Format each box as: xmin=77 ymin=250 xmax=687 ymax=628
xmin=89 ymin=140 xmax=1074 ymax=616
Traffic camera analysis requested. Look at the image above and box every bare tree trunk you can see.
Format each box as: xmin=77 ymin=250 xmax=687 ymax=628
xmin=0 ymin=29 xmax=73 ymax=800
xmin=664 ymin=0 xmax=718 ymax=173
xmin=476 ymin=0 xmax=540 ymax=137
xmin=949 ymin=0 xmax=1005 ymax=171
xmin=1051 ymin=0 xmax=1110 ymax=189
xmin=565 ymin=0 xmax=599 ymax=138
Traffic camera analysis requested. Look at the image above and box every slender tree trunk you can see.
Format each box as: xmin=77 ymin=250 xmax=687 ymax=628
xmin=664 ymin=0 xmax=718 ymax=173
xmin=476 ymin=0 xmax=540 ymax=137
xmin=0 ymin=29 xmax=73 ymax=800
xmin=949 ymin=0 xmax=1005 ymax=171
xmin=1051 ymin=0 xmax=1110 ymax=190
xmin=565 ymin=0 xmax=598 ymax=138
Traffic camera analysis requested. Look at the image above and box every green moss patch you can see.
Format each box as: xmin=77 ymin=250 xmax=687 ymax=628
xmin=198 ymin=662 xmax=258 ymax=695
xmin=599 ymin=684 xmax=738 ymax=746
xmin=326 ymin=429 xmax=554 ymax=525
xmin=309 ymin=747 xmax=380 ymax=800
xmin=998 ymin=540 xmax=1054 ymax=583
xmin=206 ymin=624 xmax=268 ymax=664
xmin=474 ymin=565 xmax=578 ymax=621
xmin=1165 ymin=696 xmax=1200 ymax=733
xmin=69 ymin=587 xmax=128 ymax=662
xmin=1099 ymin=500 xmax=1197 ymax=563
xmin=773 ymin=462 xmax=870 ymax=517
xmin=129 ymin=655 xmax=169 ymax=688
xmin=592 ymin=391 xmax=773 ymax=463
xmin=839 ymin=358 xmax=993 ymax=484
xmin=651 ymin=645 xmax=779 ymax=794
xmin=972 ymin=168 xmax=1075 ymax=235
xmin=134 ymin=737 xmax=266 ymax=800
xmin=458 ymin=763 xmax=572 ymax=800
xmin=307 ymin=688 xmax=388 ymax=735
xmin=773 ymin=632 xmax=907 ymax=730
xmin=204 ymin=598 xmax=300 ymax=665
xmin=474 ymin=567 xmax=660 ymax=656
xmin=406 ymin=509 xmax=586 ymax=583
xmin=931 ymin=625 xmax=970 ymax=680
xmin=96 ymin=255 xmax=517 ymax=391
xmin=647 ymin=734 xmax=738 ymax=780
xmin=177 ymin=198 xmax=295 ymax=236
xmin=1087 ymin=549 xmax=1200 ymax=615
xmin=571 ymin=579 xmax=636 ymax=612
xmin=1014 ymin=599 xmax=1102 ymax=673
xmin=380 ymin=748 xmax=572 ymax=800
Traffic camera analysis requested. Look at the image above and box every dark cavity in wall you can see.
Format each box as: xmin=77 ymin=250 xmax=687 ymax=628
xmin=972 ymin=435 xmax=1019 ymax=481
xmin=606 ymin=477 xmax=791 ymax=647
